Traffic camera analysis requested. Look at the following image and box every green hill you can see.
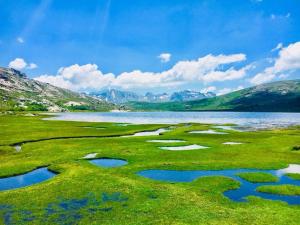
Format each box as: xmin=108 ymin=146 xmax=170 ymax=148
xmin=127 ymin=80 xmax=300 ymax=112
xmin=0 ymin=67 xmax=116 ymax=112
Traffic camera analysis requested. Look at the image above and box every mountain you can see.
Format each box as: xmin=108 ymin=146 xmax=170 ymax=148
xmin=0 ymin=67 xmax=116 ymax=112
xmin=92 ymin=89 xmax=214 ymax=104
xmin=127 ymin=80 xmax=300 ymax=112
xmin=91 ymin=89 xmax=140 ymax=104
xmin=170 ymin=90 xmax=215 ymax=101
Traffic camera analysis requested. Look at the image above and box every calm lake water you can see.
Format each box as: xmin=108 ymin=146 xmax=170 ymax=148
xmin=47 ymin=112 xmax=300 ymax=128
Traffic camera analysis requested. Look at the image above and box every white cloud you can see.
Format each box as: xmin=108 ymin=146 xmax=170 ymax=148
xmin=8 ymin=58 xmax=37 ymax=70
xmin=271 ymin=43 xmax=283 ymax=52
xmin=201 ymin=86 xmax=216 ymax=93
xmin=17 ymin=37 xmax=24 ymax=43
xmin=28 ymin=63 xmax=38 ymax=69
xmin=250 ymin=41 xmax=300 ymax=85
xmin=35 ymin=53 xmax=249 ymax=92
xmin=8 ymin=58 xmax=27 ymax=70
xmin=158 ymin=53 xmax=171 ymax=63
xmin=217 ymin=85 xmax=244 ymax=96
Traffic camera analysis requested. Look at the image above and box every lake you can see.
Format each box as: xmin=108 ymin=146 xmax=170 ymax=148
xmin=47 ymin=112 xmax=300 ymax=128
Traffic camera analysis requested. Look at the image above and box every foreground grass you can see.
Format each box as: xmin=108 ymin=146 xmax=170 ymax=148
xmin=257 ymin=185 xmax=300 ymax=196
xmin=237 ymin=172 xmax=279 ymax=183
xmin=0 ymin=114 xmax=300 ymax=224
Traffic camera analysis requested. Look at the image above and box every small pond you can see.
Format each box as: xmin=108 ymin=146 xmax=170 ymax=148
xmin=89 ymin=158 xmax=128 ymax=168
xmin=0 ymin=168 xmax=56 ymax=191
xmin=137 ymin=167 xmax=300 ymax=204
xmin=122 ymin=128 xmax=170 ymax=137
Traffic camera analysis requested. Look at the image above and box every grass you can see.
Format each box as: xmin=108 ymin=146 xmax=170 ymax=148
xmin=286 ymin=173 xmax=300 ymax=180
xmin=236 ymin=172 xmax=279 ymax=183
xmin=0 ymin=113 xmax=300 ymax=224
xmin=256 ymin=185 xmax=300 ymax=196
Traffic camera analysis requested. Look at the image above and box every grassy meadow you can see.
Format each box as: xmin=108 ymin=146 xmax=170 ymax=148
xmin=0 ymin=113 xmax=300 ymax=224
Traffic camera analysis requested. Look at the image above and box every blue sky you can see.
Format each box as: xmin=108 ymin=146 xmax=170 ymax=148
xmin=0 ymin=0 xmax=299 ymax=94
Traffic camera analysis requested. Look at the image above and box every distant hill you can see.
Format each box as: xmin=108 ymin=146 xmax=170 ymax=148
xmin=92 ymin=89 xmax=215 ymax=104
xmin=0 ymin=67 xmax=116 ymax=112
xmin=127 ymin=80 xmax=300 ymax=112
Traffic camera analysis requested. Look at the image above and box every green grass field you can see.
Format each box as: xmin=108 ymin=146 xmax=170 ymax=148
xmin=0 ymin=114 xmax=300 ymax=224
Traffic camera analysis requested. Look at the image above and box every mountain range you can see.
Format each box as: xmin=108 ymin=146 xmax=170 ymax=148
xmin=1 ymin=67 xmax=299 ymax=112
xmin=0 ymin=67 xmax=116 ymax=112
xmin=91 ymin=89 xmax=216 ymax=104
xmin=127 ymin=80 xmax=300 ymax=112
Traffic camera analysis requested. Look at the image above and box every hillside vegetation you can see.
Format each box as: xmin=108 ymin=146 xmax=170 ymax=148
xmin=127 ymin=80 xmax=300 ymax=112
xmin=0 ymin=67 xmax=116 ymax=112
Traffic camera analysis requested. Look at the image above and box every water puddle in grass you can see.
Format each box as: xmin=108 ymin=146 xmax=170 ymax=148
xmin=147 ymin=139 xmax=186 ymax=143
xmin=89 ymin=158 xmax=128 ymax=168
xmin=83 ymin=153 xmax=98 ymax=159
xmin=122 ymin=128 xmax=170 ymax=137
xmin=1 ymin=192 xmax=128 ymax=224
xmin=159 ymin=144 xmax=209 ymax=151
xmin=137 ymin=165 xmax=300 ymax=204
xmin=14 ymin=145 xmax=21 ymax=152
xmin=223 ymin=142 xmax=243 ymax=145
xmin=0 ymin=168 xmax=56 ymax=191
xmin=83 ymin=126 xmax=105 ymax=130
xmin=189 ymin=129 xmax=228 ymax=135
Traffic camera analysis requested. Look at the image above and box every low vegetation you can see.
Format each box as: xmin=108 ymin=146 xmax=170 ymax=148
xmin=0 ymin=114 xmax=300 ymax=224
xmin=257 ymin=185 xmax=300 ymax=196
xmin=237 ymin=172 xmax=278 ymax=183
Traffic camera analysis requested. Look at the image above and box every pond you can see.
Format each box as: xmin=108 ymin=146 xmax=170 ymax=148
xmin=137 ymin=166 xmax=300 ymax=204
xmin=89 ymin=158 xmax=128 ymax=168
xmin=0 ymin=168 xmax=56 ymax=191
xmin=46 ymin=112 xmax=300 ymax=128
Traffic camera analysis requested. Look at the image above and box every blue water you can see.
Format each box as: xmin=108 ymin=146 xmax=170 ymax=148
xmin=0 ymin=168 xmax=56 ymax=191
xmin=47 ymin=112 xmax=300 ymax=128
xmin=137 ymin=169 xmax=300 ymax=204
xmin=90 ymin=158 xmax=128 ymax=168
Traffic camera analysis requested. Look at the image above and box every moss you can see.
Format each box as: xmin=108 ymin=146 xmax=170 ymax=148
xmin=256 ymin=185 xmax=300 ymax=196
xmin=286 ymin=173 xmax=300 ymax=180
xmin=0 ymin=115 xmax=300 ymax=224
xmin=237 ymin=172 xmax=278 ymax=183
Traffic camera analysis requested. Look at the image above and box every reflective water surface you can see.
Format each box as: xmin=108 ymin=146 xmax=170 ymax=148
xmin=138 ymin=166 xmax=300 ymax=204
xmin=89 ymin=158 xmax=128 ymax=168
xmin=0 ymin=168 xmax=56 ymax=191
xmin=47 ymin=112 xmax=300 ymax=128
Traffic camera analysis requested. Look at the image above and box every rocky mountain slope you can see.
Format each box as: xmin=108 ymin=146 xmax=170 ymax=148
xmin=92 ymin=89 xmax=215 ymax=104
xmin=128 ymin=80 xmax=300 ymax=112
xmin=0 ymin=67 xmax=116 ymax=112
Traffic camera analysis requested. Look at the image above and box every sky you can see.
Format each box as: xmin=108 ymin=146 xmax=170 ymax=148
xmin=0 ymin=0 xmax=300 ymax=95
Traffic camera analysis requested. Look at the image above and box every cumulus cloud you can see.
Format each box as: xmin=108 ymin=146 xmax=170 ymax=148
xmin=271 ymin=43 xmax=283 ymax=52
xmin=17 ymin=37 xmax=24 ymax=43
xmin=201 ymin=86 xmax=216 ymax=93
xmin=158 ymin=53 xmax=171 ymax=63
xmin=217 ymin=85 xmax=244 ymax=96
xmin=8 ymin=58 xmax=37 ymax=70
xmin=35 ymin=53 xmax=250 ymax=92
xmin=250 ymin=41 xmax=300 ymax=85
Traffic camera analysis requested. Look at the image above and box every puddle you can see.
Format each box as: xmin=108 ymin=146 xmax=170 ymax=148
xmin=83 ymin=153 xmax=98 ymax=159
xmin=276 ymin=164 xmax=300 ymax=176
xmin=189 ymin=129 xmax=228 ymax=134
xmin=0 ymin=168 xmax=56 ymax=191
xmin=122 ymin=128 xmax=170 ymax=137
xmin=147 ymin=140 xmax=186 ymax=143
xmin=14 ymin=145 xmax=22 ymax=152
xmin=159 ymin=144 xmax=209 ymax=151
xmin=137 ymin=165 xmax=300 ymax=204
xmin=83 ymin=127 xmax=105 ymax=130
xmin=223 ymin=142 xmax=243 ymax=145
xmin=89 ymin=158 xmax=128 ymax=168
